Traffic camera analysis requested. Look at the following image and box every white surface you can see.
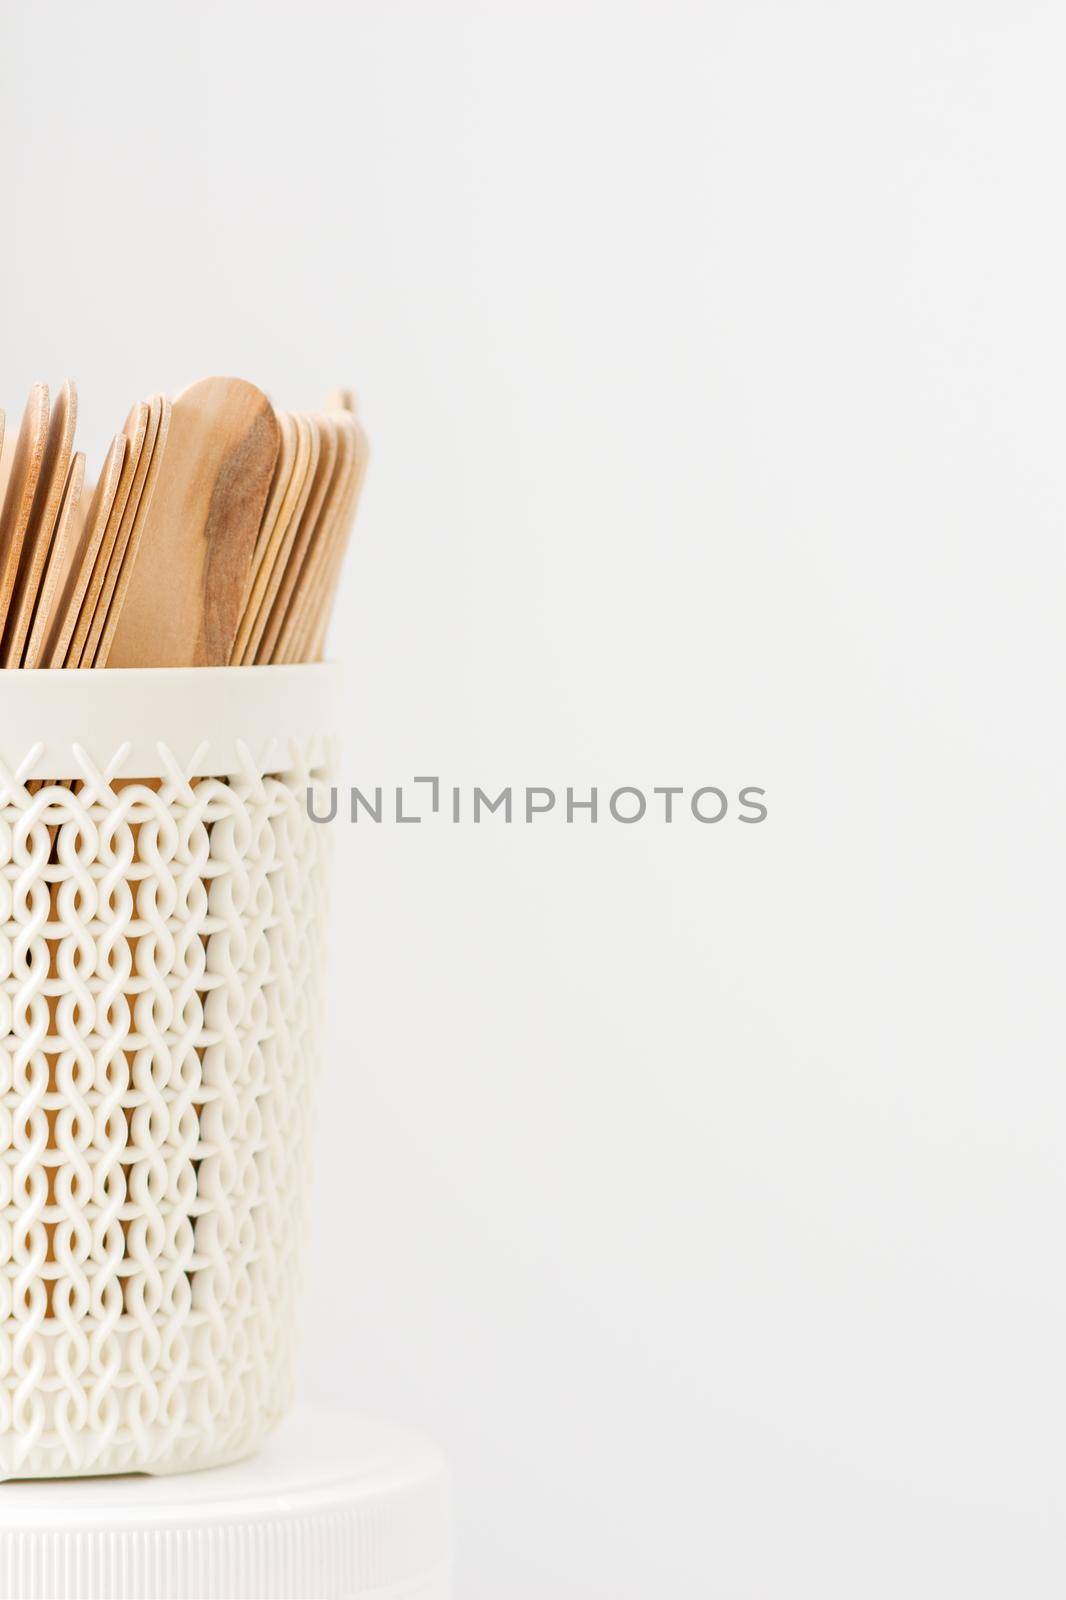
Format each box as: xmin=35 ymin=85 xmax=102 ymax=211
xmin=0 ymin=1407 xmax=451 ymax=1600
xmin=1 ymin=5 xmax=1063 ymax=1596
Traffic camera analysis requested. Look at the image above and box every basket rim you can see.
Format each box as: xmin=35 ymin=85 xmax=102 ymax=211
xmin=0 ymin=662 xmax=337 ymax=782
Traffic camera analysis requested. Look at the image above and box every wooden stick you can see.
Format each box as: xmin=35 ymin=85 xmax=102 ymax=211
xmin=0 ymin=383 xmax=49 ymax=644
xmin=255 ymin=414 xmax=336 ymax=665
xmin=305 ymin=419 xmax=369 ymax=660
xmin=23 ymin=452 xmax=86 ymax=668
xmin=277 ymin=413 xmax=359 ymax=663
xmin=107 ymin=377 xmax=280 ymax=667
xmin=68 ymin=406 xmax=146 ymax=668
xmin=96 ymin=396 xmax=172 ymax=666
xmin=43 ymin=433 xmax=126 ymax=668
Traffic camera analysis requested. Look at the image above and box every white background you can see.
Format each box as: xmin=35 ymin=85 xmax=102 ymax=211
xmin=2 ymin=4 xmax=1063 ymax=1595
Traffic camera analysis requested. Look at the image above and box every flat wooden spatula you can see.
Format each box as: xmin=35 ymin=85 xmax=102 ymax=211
xmin=108 ymin=376 xmax=280 ymax=666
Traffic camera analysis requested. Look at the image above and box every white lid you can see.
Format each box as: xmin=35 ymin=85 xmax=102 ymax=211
xmin=0 ymin=663 xmax=336 ymax=780
xmin=0 ymin=1407 xmax=451 ymax=1600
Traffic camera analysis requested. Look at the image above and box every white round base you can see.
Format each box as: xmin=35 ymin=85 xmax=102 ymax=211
xmin=0 ymin=1406 xmax=451 ymax=1600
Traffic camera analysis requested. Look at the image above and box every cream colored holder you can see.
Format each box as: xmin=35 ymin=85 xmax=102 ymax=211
xmin=0 ymin=665 xmax=335 ymax=1479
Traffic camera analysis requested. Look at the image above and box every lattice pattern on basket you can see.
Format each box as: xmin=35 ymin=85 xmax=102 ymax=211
xmin=0 ymin=742 xmax=332 ymax=1478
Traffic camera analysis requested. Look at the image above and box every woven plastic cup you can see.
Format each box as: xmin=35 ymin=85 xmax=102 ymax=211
xmin=0 ymin=664 xmax=335 ymax=1478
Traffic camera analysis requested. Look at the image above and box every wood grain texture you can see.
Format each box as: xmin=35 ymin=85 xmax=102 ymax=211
xmin=305 ymin=417 xmax=369 ymax=660
xmin=231 ymin=408 xmax=297 ymax=664
xmin=46 ymin=433 xmax=127 ymax=668
xmin=108 ymin=377 xmax=280 ymax=667
xmin=245 ymin=407 xmax=296 ymax=603
xmin=255 ymin=413 xmax=336 ymax=665
xmin=69 ymin=405 xmax=147 ymax=667
xmin=83 ymin=397 xmax=167 ymax=667
xmin=235 ymin=412 xmax=318 ymax=665
xmin=4 ymin=381 xmax=77 ymax=666
xmin=96 ymin=396 xmax=172 ymax=666
xmin=23 ymin=452 xmax=86 ymax=668
xmin=276 ymin=412 xmax=359 ymax=663
xmin=0 ymin=384 xmax=49 ymax=644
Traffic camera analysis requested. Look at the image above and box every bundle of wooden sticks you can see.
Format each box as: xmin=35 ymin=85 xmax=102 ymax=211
xmin=0 ymin=376 xmax=367 ymax=668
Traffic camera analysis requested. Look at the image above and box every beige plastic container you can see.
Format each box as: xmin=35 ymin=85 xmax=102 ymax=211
xmin=0 ymin=664 xmax=335 ymax=1478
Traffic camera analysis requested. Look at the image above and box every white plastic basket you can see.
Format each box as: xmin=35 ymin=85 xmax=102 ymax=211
xmin=0 ymin=665 xmax=336 ymax=1479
